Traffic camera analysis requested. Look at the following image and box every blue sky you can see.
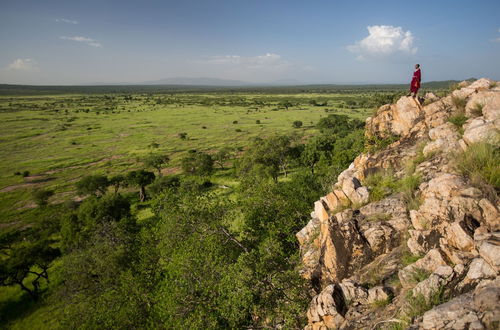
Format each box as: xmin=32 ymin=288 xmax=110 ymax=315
xmin=1 ymin=0 xmax=499 ymax=84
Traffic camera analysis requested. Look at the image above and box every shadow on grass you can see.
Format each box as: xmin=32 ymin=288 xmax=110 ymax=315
xmin=0 ymin=290 xmax=37 ymax=326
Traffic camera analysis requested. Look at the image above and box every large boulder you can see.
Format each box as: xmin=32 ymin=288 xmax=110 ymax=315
xmin=465 ymin=90 xmax=500 ymax=120
xmin=306 ymin=284 xmax=347 ymax=329
xmin=420 ymin=277 xmax=500 ymax=329
xmin=366 ymin=96 xmax=424 ymax=138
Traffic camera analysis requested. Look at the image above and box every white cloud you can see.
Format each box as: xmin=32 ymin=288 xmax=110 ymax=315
xmin=203 ymin=53 xmax=289 ymax=70
xmin=56 ymin=18 xmax=78 ymax=24
xmin=347 ymin=25 xmax=417 ymax=59
xmin=60 ymin=36 xmax=102 ymax=47
xmin=7 ymin=58 xmax=39 ymax=71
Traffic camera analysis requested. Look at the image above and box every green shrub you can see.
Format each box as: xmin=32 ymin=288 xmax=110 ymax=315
xmin=449 ymin=83 xmax=460 ymax=92
xmin=398 ymin=174 xmax=422 ymax=210
xmin=292 ymin=120 xmax=303 ymax=128
xmin=32 ymin=188 xmax=55 ymax=206
xmin=372 ymin=297 xmax=392 ymax=308
xmin=363 ymin=171 xmax=397 ymax=202
xmin=448 ymin=113 xmax=467 ymax=130
xmin=405 ymin=287 xmax=447 ymax=321
xmin=363 ymin=171 xmax=421 ymax=208
xmin=451 ymin=96 xmax=467 ymax=112
xmin=456 ymin=142 xmax=500 ymax=189
xmin=364 ymin=134 xmax=399 ymax=153
xmin=408 ymin=267 xmax=431 ymax=284
xmin=401 ymin=251 xmax=422 ymax=267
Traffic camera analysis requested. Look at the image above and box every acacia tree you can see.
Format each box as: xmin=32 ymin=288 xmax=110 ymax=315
xmin=0 ymin=230 xmax=60 ymax=301
xmin=181 ymin=152 xmax=214 ymax=177
xmin=109 ymin=174 xmax=125 ymax=194
xmin=214 ymin=147 xmax=233 ymax=170
xmin=237 ymin=135 xmax=298 ymax=182
xmin=142 ymin=153 xmax=170 ymax=177
xmin=75 ymin=174 xmax=110 ymax=196
xmin=126 ymin=170 xmax=155 ymax=202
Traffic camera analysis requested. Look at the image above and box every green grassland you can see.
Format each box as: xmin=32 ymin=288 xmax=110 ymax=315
xmin=0 ymin=92 xmax=376 ymax=232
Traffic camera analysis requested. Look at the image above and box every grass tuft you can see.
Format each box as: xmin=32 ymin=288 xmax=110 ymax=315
xmin=401 ymin=251 xmax=422 ymax=267
xmin=408 ymin=267 xmax=431 ymax=284
xmin=363 ymin=171 xmax=397 ymax=202
xmin=364 ymin=134 xmax=399 ymax=154
xmin=455 ymin=142 xmax=500 ymax=190
xmin=451 ymin=96 xmax=467 ymax=112
xmin=372 ymin=297 xmax=392 ymax=309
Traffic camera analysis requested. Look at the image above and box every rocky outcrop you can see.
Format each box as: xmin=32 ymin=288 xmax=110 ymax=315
xmin=297 ymin=78 xmax=500 ymax=329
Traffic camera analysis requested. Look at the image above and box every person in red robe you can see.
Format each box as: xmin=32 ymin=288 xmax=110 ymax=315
xmin=409 ymin=64 xmax=421 ymax=97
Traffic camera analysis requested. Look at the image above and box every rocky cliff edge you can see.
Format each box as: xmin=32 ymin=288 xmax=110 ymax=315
xmin=297 ymin=78 xmax=500 ymax=329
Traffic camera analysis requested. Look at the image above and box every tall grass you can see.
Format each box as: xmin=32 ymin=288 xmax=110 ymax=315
xmin=451 ymin=96 xmax=467 ymax=112
xmin=363 ymin=170 xmax=421 ymax=208
xmin=456 ymin=142 xmax=500 ymax=190
xmin=363 ymin=171 xmax=397 ymax=202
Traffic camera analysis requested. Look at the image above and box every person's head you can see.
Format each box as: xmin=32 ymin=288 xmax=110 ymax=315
xmin=415 ymin=64 xmax=420 ymax=69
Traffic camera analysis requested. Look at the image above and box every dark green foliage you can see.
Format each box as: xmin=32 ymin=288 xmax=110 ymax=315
xmin=237 ymin=135 xmax=300 ymax=183
xmin=76 ymin=194 xmax=131 ymax=226
xmin=0 ymin=221 xmax=61 ymax=301
xmin=148 ymin=175 xmax=181 ymax=195
xmin=32 ymin=188 xmax=54 ymax=206
xmin=109 ymin=174 xmax=125 ymax=194
xmin=142 ymin=153 xmax=170 ymax=176
xmin=126 ymin=170 xmax=156 ymax=201
xmin=178 ymin=132 xmax=188 ymax=140
xmin=75 ymin=174 xmax=110 ymax=196
xmin=22 ymin=170 xmax=30 ymax=177
xmin=316 ymin=114 xmax=364 ymax=135
xmin=55 ymin=215 xmax=144 ymax=328
xmin=214 ymin=147 xmax=233 ymax=169
xmin=145 ymin=171 xmax=320 ymax=328
xmin=181 ymin=152 xmax=214 ymax=176
xmin=301 ymin=128 xmax=364 ymax=177
xmin=293 ymin=120 xmax=303 ymax=128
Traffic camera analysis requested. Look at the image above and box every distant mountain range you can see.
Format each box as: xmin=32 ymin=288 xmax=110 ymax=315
xmin=139 ymin=77 xmax=250 ymax=86
xmin=86 ymin=77 xmax=307 ymax=86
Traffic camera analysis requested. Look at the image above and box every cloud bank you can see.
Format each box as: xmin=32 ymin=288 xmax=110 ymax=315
xmin=347 ymin=25 xmax=417 ymax=59
xmin=7 ymin=58 xmax=39 ymax=71
xmin=203 ymin=53 xmax=290 ymax=70
xmin=56 ymin=18 xmax=78 ymax=24
xmin=60 ymin=36 xmax=102 ymax=48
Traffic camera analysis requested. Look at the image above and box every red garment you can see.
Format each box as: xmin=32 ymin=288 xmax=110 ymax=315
xmin=410 ymin=68 xmax=421 ymax=93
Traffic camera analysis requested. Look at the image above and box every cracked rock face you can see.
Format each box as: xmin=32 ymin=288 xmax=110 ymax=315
xmin=297 ymin=78 xmax=500 ymax=330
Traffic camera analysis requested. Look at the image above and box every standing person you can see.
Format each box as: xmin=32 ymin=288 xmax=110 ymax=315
xmin=408 ymin=64 xmax=421 ymax=97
